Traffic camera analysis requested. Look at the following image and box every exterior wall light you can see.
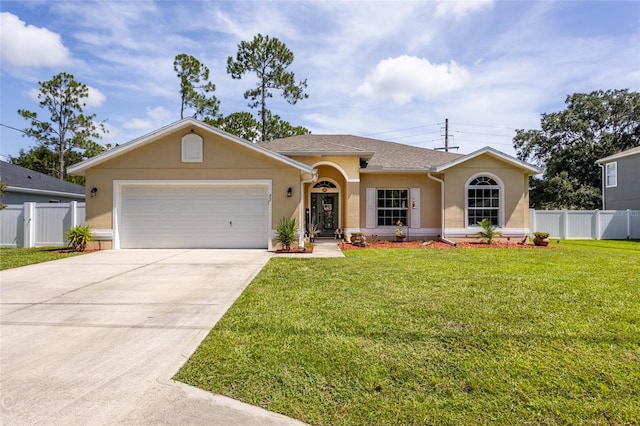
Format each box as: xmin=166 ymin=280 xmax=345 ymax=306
xmin=90 ymin=187 xmax=98 ymax=197
xmin=287 ymin=187 xmax=292 ymax=197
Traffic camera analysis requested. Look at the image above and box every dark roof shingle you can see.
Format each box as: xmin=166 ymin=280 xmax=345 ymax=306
xmin=259 ymin=135 xmax=463 ymax=170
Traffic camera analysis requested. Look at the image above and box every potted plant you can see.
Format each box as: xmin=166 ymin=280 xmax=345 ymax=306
xmin=533 ymin=231 xmax=550 ymax=246
xmin=395 ymin=220 xmax=406 ymax=242
xmin=350 ymin=232 xmax=367 ymax=246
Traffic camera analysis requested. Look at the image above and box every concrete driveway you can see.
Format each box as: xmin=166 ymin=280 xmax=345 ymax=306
xmin=0 ymin=249 xmax=306 ymax=425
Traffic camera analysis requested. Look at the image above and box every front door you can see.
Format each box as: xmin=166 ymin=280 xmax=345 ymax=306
xmin=311 ymin=193 xmax=339 ymax=237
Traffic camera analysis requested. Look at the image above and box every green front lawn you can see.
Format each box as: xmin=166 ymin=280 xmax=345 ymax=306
xmin=0 ymin=247 xmax=85 ymax=270
xmin=176 ymin=241 xmax=640 ymax=425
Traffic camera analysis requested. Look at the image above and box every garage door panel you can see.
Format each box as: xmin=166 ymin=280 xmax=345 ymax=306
xmin=119 ymin=184 xmax=269 ymax=249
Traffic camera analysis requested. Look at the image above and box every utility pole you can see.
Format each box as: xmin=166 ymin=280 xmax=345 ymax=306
xmin=435 ymin=118 xmax=459 ymax=152
xmin=444 ymin=118 xmax=449 ymax=152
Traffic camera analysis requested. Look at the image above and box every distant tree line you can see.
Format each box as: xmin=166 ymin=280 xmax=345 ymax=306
xmin=514 ymin=89 xmax=639 ymax=210
xmin=12 ymin=34 xmax=309 ymax=182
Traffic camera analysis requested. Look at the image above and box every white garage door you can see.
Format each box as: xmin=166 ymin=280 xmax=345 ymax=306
xmin=118 ymin=183 xmax=269 ymax=249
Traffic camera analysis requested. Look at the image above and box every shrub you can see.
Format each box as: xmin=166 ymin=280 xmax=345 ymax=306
xmin=534 ymin=231 xmax=550 ymax=239
xmin=66 ymin=225 xmax=94 ymax=252
xmin=275 ymin=217 xmax=298 ymax=251
xmin=474 ymin=219 xmax=502 ymax=245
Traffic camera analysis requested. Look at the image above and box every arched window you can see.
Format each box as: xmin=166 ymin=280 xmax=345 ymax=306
xmin=467 ymin=176 xmax=500 ymax=226
xmin=313 ymin=180 xmax=337 ymax=189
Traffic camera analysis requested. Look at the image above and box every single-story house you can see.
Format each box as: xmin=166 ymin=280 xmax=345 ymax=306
xmin=0 ymin=160 xmax=85 ymax=204
xmin=595 ymin=146 xmax=640 ymax=210
xmin=68 ymin=117 xmax=541 ymax=250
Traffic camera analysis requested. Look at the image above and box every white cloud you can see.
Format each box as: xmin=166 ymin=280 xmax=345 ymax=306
xmin=436 ymin=0 xmax=494 ymax=20
xmin=122 ymin=118 xmax=152 ymax=130
xmin=122 ymin=105 xmax=173 ymax=131
xmin=146 ymin=106 xmax=171 ymax=122
xmin=86 ymin=86 xmax=106 ymax=108
xmin=355 ymin=55 xmax=471 ymax=104
xmin=0 ymin=12 xmax=71 ymax=67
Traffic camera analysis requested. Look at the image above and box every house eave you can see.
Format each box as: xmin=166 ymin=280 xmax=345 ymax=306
xmin=7 ymin=186 xmax=85 ymax=199
xmin=277 ymin=150 xmax=375 ymax=158
xmin=359 ymin=167 xmax=432 ymax=174
xmin=596 ymin=148 xmax=640 ymax=164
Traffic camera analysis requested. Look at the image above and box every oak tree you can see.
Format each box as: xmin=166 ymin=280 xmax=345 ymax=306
xmin=513 ymin=89 xmax=640 ymax=209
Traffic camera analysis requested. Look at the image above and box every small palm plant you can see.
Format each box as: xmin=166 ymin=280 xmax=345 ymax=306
xmin=474 ymin=219 xmax=502 ymax=245
xmin=66 ymin=225 xmax=94 ymax=251
xmin=275 ymin=217 xmax=298 ymax=251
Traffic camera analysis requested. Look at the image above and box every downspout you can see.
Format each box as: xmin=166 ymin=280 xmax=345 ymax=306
xmin=299 ymin=172 xmax=317 ymax=248
xmin=428 ymin=172 xmax=456 ymax=246
xmin=597 ymin=163 xmax=606 ymax=210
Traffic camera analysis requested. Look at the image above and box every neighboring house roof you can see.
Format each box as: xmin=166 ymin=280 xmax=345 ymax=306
xmin=261 ymin=135 xmax=541 ymax=174
xmin=260 ymin=134 xmax=463 ymax=170
xmin=596 ymin=145 xmax=640 ymax=163
xmin=0 ymin=160 xmax=85 ymax=198
xmin=68 ymin=118 xmax=316 ymax=176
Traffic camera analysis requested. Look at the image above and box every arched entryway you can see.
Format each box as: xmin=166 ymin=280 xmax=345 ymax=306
xmin=309 ymin=178 xmax=341 ymax=238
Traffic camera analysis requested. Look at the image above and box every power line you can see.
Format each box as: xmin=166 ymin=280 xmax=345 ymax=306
xmin=450 ymin=122 xmax=519 ymax=131
xmin=455 ymin=130 xmax=514 ymax=138
xmin=0 ymin=123 xmax=27 ymax=134
xmin=361 ymin=123 xmax=441 ymax=137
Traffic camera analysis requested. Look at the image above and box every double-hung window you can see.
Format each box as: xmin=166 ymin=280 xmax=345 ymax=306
xmin=467 ymin=177 xmax=500 ymax=226
xmin=377 ymin=189 xmax=408 ymax=226
xmin=605 ymin=162 xmax=617 ymax=187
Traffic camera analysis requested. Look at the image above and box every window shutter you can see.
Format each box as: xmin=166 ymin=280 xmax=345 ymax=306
xmin=410 ymin=188 xmax=420 ymax=228
xmin=366 ymin=188 xmax=376 ymax=228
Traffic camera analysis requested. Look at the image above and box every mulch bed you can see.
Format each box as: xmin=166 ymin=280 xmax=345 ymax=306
xmin=340 ymin=240 xmax=552 ymax=250
xmin=49 ymin=248 xmax=101 ymax=254
xmin=275 ymin=245 xmax=315 ymax=254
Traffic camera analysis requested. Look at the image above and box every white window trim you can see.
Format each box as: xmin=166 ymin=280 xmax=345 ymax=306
xmin=181 ymin=133 xmax=203 ymax=162
xmin=605 ymin=162 xmax=617 ymax=188
xmin=464 ymin=172 xmax=504 ymax=228
xmin=376 ymin=188 xmax=409 ymax=227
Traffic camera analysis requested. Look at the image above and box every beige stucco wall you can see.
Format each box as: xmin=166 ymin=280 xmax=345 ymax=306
xmin=291 ymin=155 xmax=360 ymax=181
xmin=84 ymin=129 xmax=303 ymax=235
xmin=442 ymin=154 xmax=530 ymax=231
xmin=359 ymin=173 xmax=442 ymax=232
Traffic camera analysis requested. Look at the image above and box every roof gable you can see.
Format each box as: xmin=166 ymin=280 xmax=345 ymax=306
xmin=434 ymin=146 xmax=542 ymax=175
xmin=0 ymin=161 xmax=85 ymax=195
xmin=68 ymin=118 xmax=316 ymax=176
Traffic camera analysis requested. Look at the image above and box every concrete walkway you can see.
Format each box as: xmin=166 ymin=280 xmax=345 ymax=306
xmin=0 ymin=249 xmax=307 ymax=425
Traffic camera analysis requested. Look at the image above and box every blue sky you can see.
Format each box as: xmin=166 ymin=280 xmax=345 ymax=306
xmin=1 ymin=0 xmax=639 ymax=161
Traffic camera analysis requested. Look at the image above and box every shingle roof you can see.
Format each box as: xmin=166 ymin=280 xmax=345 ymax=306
xmin=259 ymin=135 xmax=464 ymax=170
xmin=0 ymin=161 xmax=85 ymax=195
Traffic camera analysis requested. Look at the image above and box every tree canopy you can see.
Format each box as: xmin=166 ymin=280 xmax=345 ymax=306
xmin=514 ymin=89 xmax=640 ymax=209
xmin=174 ymin=53 xmax=220 ymax=120
xmin=227 ymin=33 xmax=308 ymax=141
xmin=17 ymin=72 xmax=107 ymax=180
xmin=207 ymin=110 xmax=310 ymax=142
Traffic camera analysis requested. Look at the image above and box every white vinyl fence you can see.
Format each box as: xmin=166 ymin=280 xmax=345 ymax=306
xmin=0 ymin=202 xmax=85 ymax=248
xmin=530 ymin=209 xmax=640 ymax=240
